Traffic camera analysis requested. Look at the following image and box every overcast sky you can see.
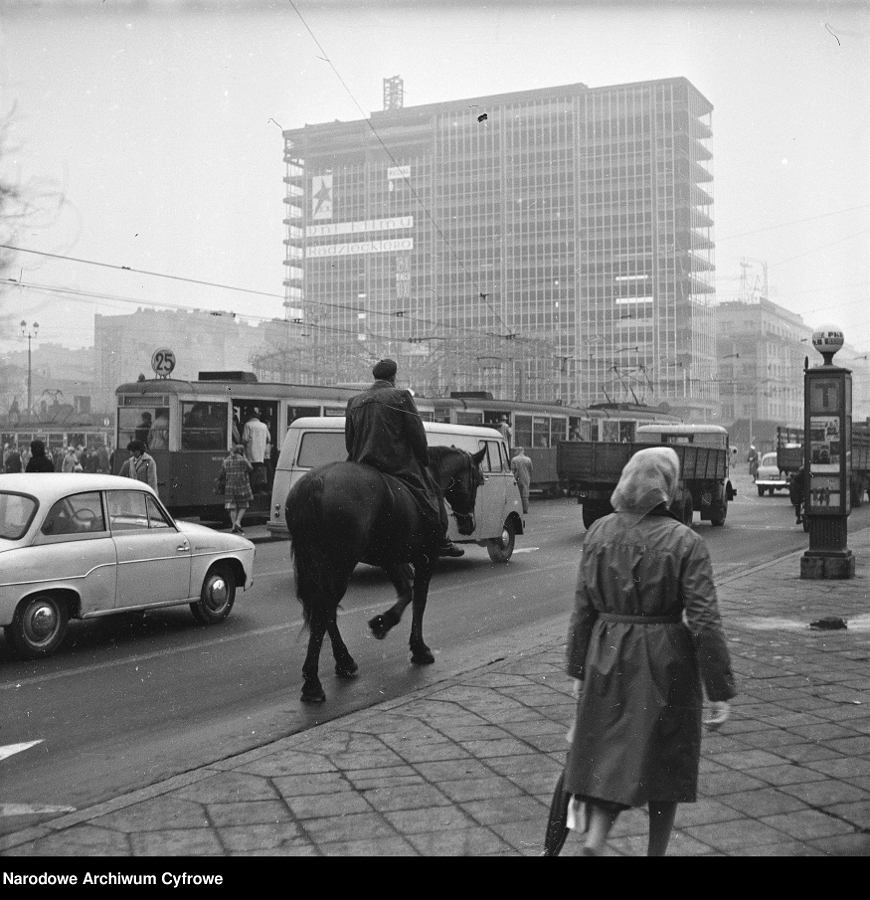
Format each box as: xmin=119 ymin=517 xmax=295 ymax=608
xmin=1 ymin=0 xmax=868 ymax=362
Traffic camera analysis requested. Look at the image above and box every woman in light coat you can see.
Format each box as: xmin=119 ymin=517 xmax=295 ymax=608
xmin=563 ymin=447 xmax=736 ymax=856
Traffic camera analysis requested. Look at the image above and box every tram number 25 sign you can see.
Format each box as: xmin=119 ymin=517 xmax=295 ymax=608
xmin=151 ymin=348 xmax=177 ymax=379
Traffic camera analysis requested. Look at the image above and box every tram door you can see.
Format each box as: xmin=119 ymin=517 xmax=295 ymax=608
xmin=232 ymin=400 xmax=280 ymax=508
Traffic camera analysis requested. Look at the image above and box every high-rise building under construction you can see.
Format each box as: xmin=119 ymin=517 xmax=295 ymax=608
xmin=282 ymin=77 xmax=717 ymax=419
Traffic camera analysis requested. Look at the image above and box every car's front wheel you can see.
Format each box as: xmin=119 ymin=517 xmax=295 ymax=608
xmin=487 ymin=518 xmax=516 ymax=563
xmin=191 ymin=563 xmax=236 ymax=625
xmin=6 ymin=593 xmax=69 ymax=659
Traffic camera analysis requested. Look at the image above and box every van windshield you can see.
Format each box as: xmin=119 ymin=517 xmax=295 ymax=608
xmin=297 ymin=432 xmax=347 ymax=468
xmin=0 ymin=492 xmax=38 ymax=540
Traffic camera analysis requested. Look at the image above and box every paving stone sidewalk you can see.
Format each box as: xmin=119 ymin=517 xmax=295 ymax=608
xmin=2 ymin=529 xmax=870 ymax=857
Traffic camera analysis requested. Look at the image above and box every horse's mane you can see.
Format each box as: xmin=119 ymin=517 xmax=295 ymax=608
xmin=427 ymin=444 xmax=463 ymax=481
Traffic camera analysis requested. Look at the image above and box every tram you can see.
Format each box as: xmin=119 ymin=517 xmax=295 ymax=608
xmin=113 ymin=372 xmax=680 ymax=519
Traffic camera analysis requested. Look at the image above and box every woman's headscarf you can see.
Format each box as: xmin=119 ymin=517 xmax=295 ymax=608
xmin=610 ymin=447 xmax=680 ymax=527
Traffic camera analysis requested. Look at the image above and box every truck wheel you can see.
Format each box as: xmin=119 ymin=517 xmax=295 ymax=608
xmin=487 ymin=518 xmax=515 ymax=563
xmin=682 ymin=494 xmax=693 ymax=525
xmin=582 ymin=503 xmax=609 ymax=529
xmin=757 ymin=485 xmax=765 ymax=497
xmin=710 ymin=496 xmax=728 ymax=526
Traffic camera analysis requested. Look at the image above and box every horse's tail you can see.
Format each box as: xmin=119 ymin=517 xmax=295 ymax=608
xmin=285 ymin=470 xmax=336 ymax=629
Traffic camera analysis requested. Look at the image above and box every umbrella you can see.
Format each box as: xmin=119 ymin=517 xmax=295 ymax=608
xmin=542 ymin=770 xmax=571 ymax=856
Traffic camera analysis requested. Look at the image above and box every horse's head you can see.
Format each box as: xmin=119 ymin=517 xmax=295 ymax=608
xmin=432 ymin=446 xmax=485 ymax=536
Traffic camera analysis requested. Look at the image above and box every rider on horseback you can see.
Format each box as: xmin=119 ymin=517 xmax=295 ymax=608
xmin=345 ymin=358 xmax=465 ymax=557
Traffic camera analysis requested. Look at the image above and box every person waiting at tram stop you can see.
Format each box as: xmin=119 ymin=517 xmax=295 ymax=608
xmin=557 ymin=447 xmax=735 ymax=857
xmin=25 ymin=440 xmax=54 ymax=473
xmin=789 ymin=466 xmax=806 ymax=525
xmin=119 ymin=440 xmax=158 ymax=493
xmin=345 ymin=357 xmax=464 ymax=558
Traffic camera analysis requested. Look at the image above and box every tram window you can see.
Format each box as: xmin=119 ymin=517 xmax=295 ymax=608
xmin=619 ymin=421 xmax=636 ymax=442
xmin=287 ymin=406 xmax=320 ymax=426
xmin=602 ymin=420 xmax=620 ymax=442
xmin=181 ymin=402 xmax=228 ymax=451
xmin=532 ymin=417 xmax=550 ymax=448
xmin=514 ymin=415 xmax=532 ymax=448
xmin=118 ymin=406 xmax=170 ymax=451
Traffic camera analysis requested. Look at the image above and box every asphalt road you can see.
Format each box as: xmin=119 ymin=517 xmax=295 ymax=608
xmin=2 ymin=469 xmax=867 ymax=826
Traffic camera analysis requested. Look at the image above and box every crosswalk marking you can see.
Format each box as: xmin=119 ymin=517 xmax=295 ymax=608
xmin=0 ymin=740 xmax=42 ymax=762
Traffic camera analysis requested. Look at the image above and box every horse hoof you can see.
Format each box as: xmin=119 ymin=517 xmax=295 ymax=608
xmin=411 ymin=649 xmax=435 ymax=665
xmin=300 ymin=686 xmax=326 ymax=703
xmin=368 ymin=615 xmax=389 ymax=640
xmin=335 ymin=660 xmax=359 ymax=679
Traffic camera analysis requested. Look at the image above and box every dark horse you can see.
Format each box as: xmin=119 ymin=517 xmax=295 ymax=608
xmin=285 ymin=445 xmax=486 ymax=703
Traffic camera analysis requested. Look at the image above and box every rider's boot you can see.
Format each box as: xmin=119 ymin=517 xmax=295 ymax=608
xmin=438 ymin=537 xmax=464 ymax=557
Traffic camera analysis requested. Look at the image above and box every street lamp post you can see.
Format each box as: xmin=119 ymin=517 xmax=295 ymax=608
xmin=19 ymin=320 xmax=39 ymax=414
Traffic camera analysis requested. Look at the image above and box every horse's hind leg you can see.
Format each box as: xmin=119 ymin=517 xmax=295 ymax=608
xmin=368 ymin=563 xmax=413 ymax=640
xmin=301 ymin=615 xmax=328 ymax=703
xmin=327 ymin=612 xmax=358 ymax=679
xmin=409 ymin=559 xmax=436 ymax=665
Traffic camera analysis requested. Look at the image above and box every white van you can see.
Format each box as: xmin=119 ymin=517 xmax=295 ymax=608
xmin=268 ymin=417 xmax=525 ymax=562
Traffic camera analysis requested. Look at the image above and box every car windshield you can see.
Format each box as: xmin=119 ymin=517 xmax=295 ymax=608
xmin=0 ymin=492 xmax=38 ymax=540
xmin=762 ymin=454 xmax=777 ymax=466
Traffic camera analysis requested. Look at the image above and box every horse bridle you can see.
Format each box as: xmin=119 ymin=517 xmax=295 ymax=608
xmin=443 ymin=452 xmax=483 ymax=518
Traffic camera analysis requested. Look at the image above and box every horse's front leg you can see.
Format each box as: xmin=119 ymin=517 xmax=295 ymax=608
xmin=326 ymin=612 xmax=358 ymax=679
xmin=409 ymin=557 xmax=435 ymax=665
xmin=301 ymin=616 xmax=328 ymax=703
xmin=368 ymin=563 xmax=413 ymax=640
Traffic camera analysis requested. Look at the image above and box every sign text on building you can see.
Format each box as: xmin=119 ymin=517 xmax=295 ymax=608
xmin=307 ymin=238 xmax=414 ymax=258
xmin=305 ymin=216 xmax=414 ymax=238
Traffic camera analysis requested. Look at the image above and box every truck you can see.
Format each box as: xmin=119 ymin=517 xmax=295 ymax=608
xmin=557 ymin=424 xmax=738 ymax=529
xmin=775 ymin=422 xmax=870 ymax=507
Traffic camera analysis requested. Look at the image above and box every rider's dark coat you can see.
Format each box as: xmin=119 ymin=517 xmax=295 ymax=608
xmin=345 ymin=379 xmax=442 ymax=530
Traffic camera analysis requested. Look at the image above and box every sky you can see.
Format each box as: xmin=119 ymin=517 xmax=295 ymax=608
xmin=0 ymin=0 xmax=868 ymax=363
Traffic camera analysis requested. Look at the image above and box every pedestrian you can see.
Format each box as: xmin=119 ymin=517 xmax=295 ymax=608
xmin=560 ymin=447 xmax=735 ymax=856
xmin=510 ymin=446 xmax=533 ymax=514
xmin=118 ymin=440 xmax=158 ymax=493
xmin=3 ymin=444 xmax=22 ymax=473
xmin=789 ymin=466 xmax=806 ymax=525
xmin=496 ymin=415 xmax=513 ymax=448
xmin=25 ymin=439 xmax=55 ymax=473
xmin=242 ymin=409 xmax=271 ymax=494
xmin=95 ymin=441 xmax=110 ymax=474
xmin=61 ymin=447 xmax=78 ymax=473
xmin=747 ymin=442 xmax=758 ymax=478
xmin=345 ymin=358 xmax=463 ymax=557
xmin=220 ymin=444 xmax=254 ymax=534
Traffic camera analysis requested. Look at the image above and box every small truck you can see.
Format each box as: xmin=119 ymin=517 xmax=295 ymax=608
xmin=557 ymin=424 xmax=737 ymax=529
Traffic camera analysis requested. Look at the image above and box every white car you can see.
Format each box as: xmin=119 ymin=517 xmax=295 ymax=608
xmin=755 ymin=452 xmax=789 ymax=496
xmin=0 ymin=473 xmax=255 ymax=659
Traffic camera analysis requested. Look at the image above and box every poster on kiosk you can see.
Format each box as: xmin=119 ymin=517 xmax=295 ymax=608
xmin=805 ymin=327 xmax=851 ymax=516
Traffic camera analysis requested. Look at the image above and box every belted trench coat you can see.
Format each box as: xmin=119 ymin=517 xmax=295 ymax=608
xmin=564 ymin=506 xmax=736 ymax=808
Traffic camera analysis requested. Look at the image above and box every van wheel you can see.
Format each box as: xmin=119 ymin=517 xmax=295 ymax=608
xmin=6 ymin=593 xmax=69 ymax=659
xmin=191 ymin=564 xmax=236 ymax=624
xmin=487 ymin=518 xmax=515 ymax=563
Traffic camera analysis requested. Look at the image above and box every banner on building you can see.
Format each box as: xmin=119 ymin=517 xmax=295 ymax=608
xmin=312 ymin=174 xmax=333 ymax=220
xmin=306 ymin=216 xmax=413 ymax=238
xmin=306 ymin=238 xmax=414 ymax=258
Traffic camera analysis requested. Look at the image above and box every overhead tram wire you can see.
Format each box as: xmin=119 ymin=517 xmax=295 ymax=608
xmin=7 ymin=276 xmax=546 ymax=354
xmin=284 ymin=0 xmax=508 ymax=333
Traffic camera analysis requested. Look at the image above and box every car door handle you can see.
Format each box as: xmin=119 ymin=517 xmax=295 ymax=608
xmin=177 ymin=545 xmax=190 ymax=553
